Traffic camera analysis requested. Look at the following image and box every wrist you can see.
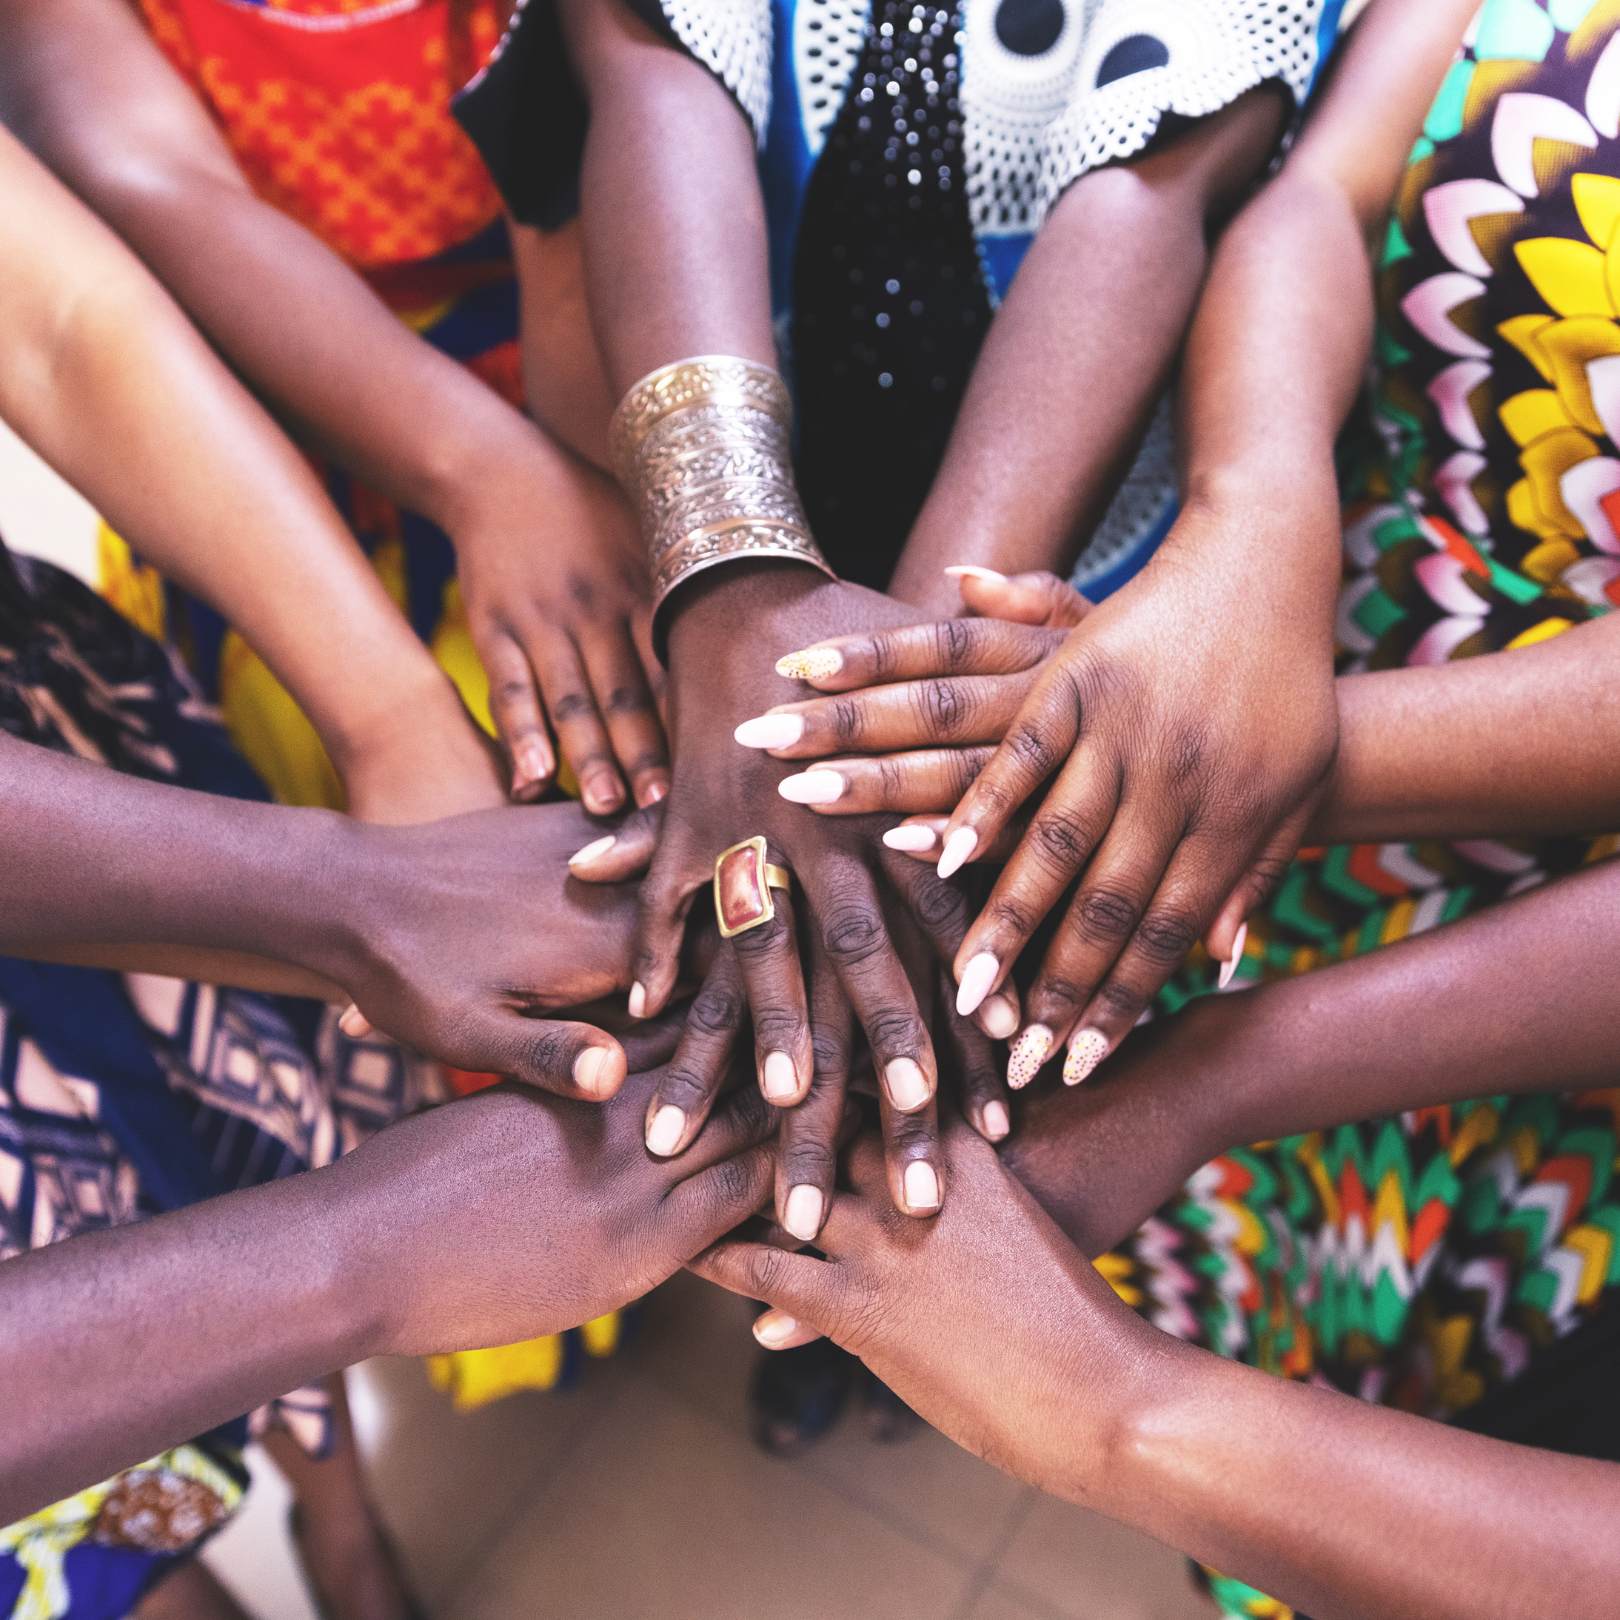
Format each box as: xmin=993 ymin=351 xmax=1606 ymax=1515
xmin=306 ymin=1155 xmax=405 ymax=1362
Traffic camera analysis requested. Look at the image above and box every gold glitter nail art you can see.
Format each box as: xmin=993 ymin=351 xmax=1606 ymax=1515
xmin=1006 ymin=1024 xmax=1053 ymax=1090
xmin=775 ymin=647 xmax=843 ymax=681
xmin=1063 ymin=1029 xmax=1110 ymax=1086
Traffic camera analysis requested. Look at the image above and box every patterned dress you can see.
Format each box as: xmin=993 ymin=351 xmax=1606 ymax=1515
xmin=1121 ymin=4 xmax=1620 ymax=1612
xmin=0 ymin=541 xmax=438 ymax=1620
xmin=458 ymin=0 xmax=1348 ymax=597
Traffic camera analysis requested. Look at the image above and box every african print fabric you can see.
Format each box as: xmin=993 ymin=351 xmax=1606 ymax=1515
xmin=1126 ymin=7 xmax=1620 ymax=1613
xmin=458 ymin=0 xmax=1348 ymax=596
xmin=0 ymin=542 xmax=437 ymax=1619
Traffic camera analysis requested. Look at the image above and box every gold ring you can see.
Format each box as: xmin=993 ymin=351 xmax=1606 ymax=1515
xmin=714 ymin=836 xmax=792 ymax=939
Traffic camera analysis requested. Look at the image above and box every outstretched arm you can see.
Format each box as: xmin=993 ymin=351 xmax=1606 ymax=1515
xmin=0 ymin=0 xmax=666 ymax=811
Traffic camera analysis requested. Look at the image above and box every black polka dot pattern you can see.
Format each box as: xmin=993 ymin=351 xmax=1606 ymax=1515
xmin=993 ymin=0 xmax=1065 ymax=57
xmin=1095 ymin=32 xmax=1171 ymax=87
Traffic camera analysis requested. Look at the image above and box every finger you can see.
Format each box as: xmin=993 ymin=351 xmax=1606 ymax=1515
xmin=775 ymin=938 xmax=853 ymax=1242
xmin=464 ymin=1013 xmax=628 ymax=1101
xmin=880 ymin=1080 xmax=943 ymax=1217
xmin=736 ymin=676 xmax=1021 ymax=759
xmin=728 ymin=858 xmax=814 ymax=1109
xmin=631 ymin=606 xmax=670 ymax=729
xmin=479 ymin=628 xmax=555 ymax=800
xmin=630 ymin=835 xmax=707 ymax=1018
xmin=880 ymin=848 xmax=1017 ymax=1041
xmin=751 ymin=1308 xmax=826 ymax=1351
xmin=580 ymin=625 xmax=671 ymax=808
xmin=951 ymin=745 xmax=1118 ymax=1022
xmin=1011 ymin=805 xmax=1184 ymax=1091
xmin=644 ymin=955 xmax=745 ymax=1157
xmin=1203 ymin=804 xmax=1307 ymax=974
xmin=880 ymin=815 xmax=1024 ymax=869
xmin=937 ymin=975 xmax=1011 ymax=1142
xmin=687 ymin=1239 xmax=839 ymax=1326
xmin=525 ymin=624 xmax=625 ymax=816
xmin=661 ymin=1142 xmax=780 ymax=1256
xmin=773 ymin=618 xmax=1062 ymax=692
xmin=934 ymin=654 xmax=1086 ymax=881
xmin=777 ymin=748 xmax=993 ymax=816
xmin=338 ymin=1004 xmax=374 ymax=1039
xmin=672 ymin=1074 xmax=779 ymax=1173
xmin=813 ymin=857 xmax=937 ymax=1118
xmin=947 ymin=566 xmax=1092 ymax=628
xmin=567 ymin=802 xmax=664 ymax=883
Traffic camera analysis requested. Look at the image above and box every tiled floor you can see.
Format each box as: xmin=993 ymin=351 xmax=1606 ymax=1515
xmin=1 ymin=431 xmax=1210 ymax=1620
xmin=205 ymin=1277 xmax=1210 ymax=1620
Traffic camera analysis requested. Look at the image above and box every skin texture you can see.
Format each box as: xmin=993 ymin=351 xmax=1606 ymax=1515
xmin=0 ymin=1068 xmax=778 ymax=1524
xmin=0 ymin=0 xmax=668 ymax=811
xmin=559 ymin=0 xmax=1314 ymax=1220
xmin=695 ymin=1121 xmax=1620 ymax=1620
xmin=0 ymin=124 xmax=499 ymax=824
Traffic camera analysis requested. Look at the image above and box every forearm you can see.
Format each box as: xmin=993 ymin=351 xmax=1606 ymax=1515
xmin=0 ymin=1165 xmax=382 ymax=1522
xmin=892 ymin=94 xmax=1284 ymax=616
xmin=1314 ymin=616 xmax=1620 ymax=842
xmin=0 ymin=0 xmax=542 ymax=530
xmin=1100 ymin=1336 xmax=1620 ymax=1620
xmin=0 ymin=731 xmax=350 ymax=972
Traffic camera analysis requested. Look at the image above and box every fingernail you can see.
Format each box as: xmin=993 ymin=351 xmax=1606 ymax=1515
xmin=980 ymin=993 xmax=1019 ymax=1040
xmin=956 ymin=951 xmax=999 ymax=1018
xmin=569 ymin=834 xmax=617 ymax=870
xmin=884 ymin=1056 xmax=929 ymax=1112
xmin=754 ymin=1311 xmax=800 ymax=1348
xmin=778 ymin=769 xmax=845 ymax=805
xmin=515 ymin=738 xmax=551 ymax=785
xmin=338 ymin=1004 xmax=368 ymax=1038
xmin=646 ymin=1103 xmax=685 ymax=1157
xmin=783 ymin=1185 xmax=825 ymax=1242
xmin=1218 ymin=921 xmax=1250 ymax=991
xmin=574 ymin=1046 xmax=612 ymax=1097
xmin=882 ymin=824 xmax=938 ymax=853
xmin=903 ymin=1160 xmax=941 ymax=1212
xmin=775 ymin=647 xmax=843 ymax=681
xmin=1063 ymin=1028 xmax=1110 ymax=1087
xmin=1007 ymin=1024 xmax=1053 ymax=1090
xmin=628 ymin=981 xmax=648 ymax=1019
xmin=762 ymin=1050 xmax=799 ymax=1102
xmin=943 ymin=564 xmax=1008 ymax=583
xmin=585 ymin=778 xmax=624 ymax=815
xmin=937 ymin=826 xmax=978 ymax=880
xmin=982 ymin=1100 xmax=1010 ymax=1141
xmin=735 ymin=713 xmax=806 ymax=750
xmin=637 ymin=778 xmax=669 ymax=807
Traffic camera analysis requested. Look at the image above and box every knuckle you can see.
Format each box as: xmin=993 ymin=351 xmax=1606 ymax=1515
xmin=986 ymin=896 xmax=1038 ymax=939
xmin=887 ymin=1116 xmax=936 ymax=1157
xmin=867 ymin=1008 xmax=926 ymax=1058
xmin=876 ymin=755 xmax=908 ymax=801
xmin=867 ymin=633 xmax=898 ymax=681
xmin=744 ymin=1242 xmax=793 ymax=1297
xmin=753 ymin=1010 xmax=803 ymax=1052
xmin=1029 ymin=808 xmax=1094 ymax=871
xmin=783 ymin=1142 xmax=835 ymax=1187
xmin=950 ymin=748 xmax=990 ymax=798
xmin=704 ymin=1153 xmax=760 ymax=1211
xmin=810 ymin=1029 xmax=851 ymax=1076
xmin=659 ymin=1064 xmax=718 ymax=1111
xmin=1074 ymin=886 xmax=1139 ymax=942
xmin=1094 ymin=977 xmax=1145 ymax=1022
xmin=820 ymin=902 xmax=887 ymax=969
xmin=518 ymin=1023 xmax=577 ymax=1083
xmin=1166 ymin=723 xmax=1212 ymax=790
xmin=830 ymin=697 xmax=865 ymax=746
xmin=932 ymin=616 xmax=975 ymax=672
xmin=730 ymin=911 xmax=791 ymax=959
xmin=604 ymin=684 xmax=650 ymax=716
xmin=910 ymin=874 xmax=968 ymax=936
xmin=1134 ymin=907 xmax=1201 ymax=966
xmin=550 ymin=691 xmax=594 ymax=724
xmin=1006 ymin=720 xmax=1057 ymax=777
xmin=688 ymin=985 xmax=742 ymax=1036
xmin=1032 ymin=975 xmax=1087 ymax=1014
xmin=914 ymin=677 xmax=970 ymax=736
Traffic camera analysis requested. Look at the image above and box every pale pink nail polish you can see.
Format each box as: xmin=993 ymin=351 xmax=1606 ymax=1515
xmin=1007 ymin=1024 xmax=1053 ymax=1090
xmin=980 ymin=994 xmax=1019 ymax=1040
xmin=882 ymin=824 xmax=938 ymax=853
xmin=1063 ymin=1028 xmax=1110 ymax=1087
xmin=943 ymin=564 xmax=1008 ymax=584
xmin=778 ymin=769 xmax=846 ymax=805
xmin=628 ymin=981 xmax=648 ymax=1019
xmin=956 ymin=952 xmax=999 ymax=1018
xmin=569 ymin=834 xmax=617 ymax=869
xmin=734 ymin=713 xmax=806 ymax=749
xmin=937 ymin=826 xmax=978 ymax=880
xmin=1218 ymin=922 xmax=1250 ymax=991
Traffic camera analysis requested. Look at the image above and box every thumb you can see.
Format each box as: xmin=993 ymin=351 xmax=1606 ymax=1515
xmin=567 ymin=801 xmax=664 ymax=885
xmin=688 ymin=1239 xmax=839 ymax=1328
xmin=1204 ymin=814 xmax=1308 ymax=982
xmin=947 ymin=566 xmax=1091 ymax=628
xmin=463 ymin=1011 xmax=628 ymax=1100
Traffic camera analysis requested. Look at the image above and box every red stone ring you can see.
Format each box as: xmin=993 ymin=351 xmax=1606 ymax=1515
xmin=713 ymin=836 xmax=793 ymax=940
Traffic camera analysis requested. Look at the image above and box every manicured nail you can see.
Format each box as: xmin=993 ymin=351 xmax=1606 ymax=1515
xmin=1063 ymin=1028 xmax=1110 ymax=1087
xmin=1007 ymin=1024 xmax=1053 ymax=1090
xmin=637 ymin=778 xmax=669 ymax=807
xmin=628 ymin=980 xmax=648 ymax=1019
xmin=754 ymin=1311 xmax=800 ymax=1348
xmin=775 ymin=647 xmax=843 ymax=681
xmin=903 ymin=1160 xmax=941 ymax=1212
xmin=778 ymin=769 xmax=845 ymax=805
xmin=569 ymin=834 xmax=617 ymax=870
xmin=937 ymin=826 xmax=978 ymax=880
xmin=1218 ymin=921 xmax=1250 ymax=991
xmin=515 ymin=738 xmax=552 ymax=786
xmin=573 ymin=1046 xmax=613 ymax=1097
xmin=956 ymin=952 xmax=999 ymax=1018
xmin=338 ymin=1004 xmax=369 ymax=1039
xmin=735 ymin=713 xmax=806 ymax=750
xmin=783 ymin=1185 xmax=825 ymax=1242
xmin=943 ymin=564 xmax=1008 ymax=584
xmin=646 ymin=1103 xmax=685 ymax=1157
xmin=762 ymin=1050 xmax=799 ymax=1102
xmin=584 ymin=777 xmax=624 ymax=815
xmin=884 ymin=1056 xmax=930 ymax=1112
xmin=981 ymin=1100 xmax=1011 ymax=1141
xmin=980 ymin=993 xmax=1019 ymax=1040
xmin=882 ymin=823 xmax=938 ymax=853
